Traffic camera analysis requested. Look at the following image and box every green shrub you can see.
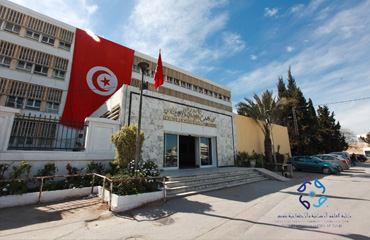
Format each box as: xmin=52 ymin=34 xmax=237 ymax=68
xmin=105 ymin=159 xmax=161 ymax=195
xmin=0 ymin=163 xmax=10 ymax=180
xmin=36 ymin=163 xmax=58 ymax=177
xmin=111 ymin=124 xmax=144 ymax=169
xmin=1 ymin=181 xmax=28 ymax=196
xmin=236 ymin=151 xmax=250 ymax=167
xmin=11 ymin=161 xmax=32 ymax=179
xmin=1 ymin=162 xmax=31 ymax=196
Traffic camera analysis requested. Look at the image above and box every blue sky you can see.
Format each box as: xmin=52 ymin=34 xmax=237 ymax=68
xmin=11 ymin=0 xmax=370 ymax=135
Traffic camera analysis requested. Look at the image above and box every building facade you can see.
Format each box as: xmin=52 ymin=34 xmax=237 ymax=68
xmin=0 ymin=0 xmax=236 ymax=170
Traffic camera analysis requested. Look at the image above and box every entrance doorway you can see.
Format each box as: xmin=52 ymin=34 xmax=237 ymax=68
xmin=179 ymin=136 xmax=197 ymax=168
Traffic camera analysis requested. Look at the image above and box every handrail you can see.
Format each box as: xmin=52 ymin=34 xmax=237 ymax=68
xmin=0 ymin=173 xmax=167 ymax=211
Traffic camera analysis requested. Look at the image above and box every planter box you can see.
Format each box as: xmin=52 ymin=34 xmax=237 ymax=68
xmin=98 ymin=186 xmax=163 ymax=212
xmin=0 ymin=186 xmax=98 ymax=209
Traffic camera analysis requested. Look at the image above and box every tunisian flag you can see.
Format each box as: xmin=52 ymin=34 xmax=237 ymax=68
xmin=61 ymin=28 xmax=134 ymax=124
xmin=154 ymin=50 xmax=164 ymax=89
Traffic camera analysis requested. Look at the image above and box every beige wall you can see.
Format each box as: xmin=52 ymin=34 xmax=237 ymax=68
xmin=235 ymin=114 xmax=291 ymax=156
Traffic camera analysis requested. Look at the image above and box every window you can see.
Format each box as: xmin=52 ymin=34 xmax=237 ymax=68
xmin=6 ymin=96 xmax=24 ymax=108
xmin=34 ymin=65 xmax=48 ymax=75
xmin=46 ymin=102 xmax=59 ymax=113
xmin=25 ymin=30 xmax=40 ymax=41
xmin=174 ymin=78 xmax=179 ymax=85
xmin=41 ymin=36 xmax=55 ymax=46
xmin=132 ymin=64 xmax=140 ymax=72
xmin=0 ymin=20 xmax=3 ymax=28
xmin=295 ymin=157 xmax=304 ymax=162
xmin=52 ymin=69 xmax=65 ymax=79
xmin=186 ymin=83 xmax=192 ymax=89
xmin=167 ymin=76 xmax=173 ymax=83
xmin=204 ymin=89 xmax=208 ymax=95
xmin=208 ymin=90 xmax=213 ymax=97
xmin=4 ymin=22 xmax=21 ymax=34
xmin=58 ymin=41 xmax=71 ymax=51
xmin=214 ymin=93 xmax=218 ymax=99
xmin=164 ymin=134 xmax=178 ymax=168
xmin=17 ymin=61 xmax=33 ymax=72
xmin=181 ymin=81 xmax=186 ymax=88
xmin=193 ymin=85 xmax=198 ymax=92
xmin=198 ymin=87 xmax=203 ymax=94
xmin=25 ymin=99 xmax=41 ymax=111
xmin=0 ymin=56 xmax=11 ymax=67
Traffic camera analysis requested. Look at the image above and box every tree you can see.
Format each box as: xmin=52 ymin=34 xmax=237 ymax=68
xmin=360 ymin=132 xmax=370 ymax=144
xmin=316 ymin=105 xmax=348 ymax=153
xmin=341 ymin=128 xmax=357 ymax=144
xmin=236 ymin=90 xmax=286 ymax=164
xmin=111 ymin=124 xmax=144 ymax=170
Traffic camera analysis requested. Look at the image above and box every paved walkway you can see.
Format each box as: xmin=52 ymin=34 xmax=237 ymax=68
xmin=1 ymin=163 xmax=370 ymax=239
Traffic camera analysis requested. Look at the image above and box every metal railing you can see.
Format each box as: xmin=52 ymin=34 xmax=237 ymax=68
xmin=8 ymin=114 xmax=87 ymax=151
xmin=0 ymin=173 xmax=167 ymax=211
xmin=93 ymin=174 xmax=167 ymax=211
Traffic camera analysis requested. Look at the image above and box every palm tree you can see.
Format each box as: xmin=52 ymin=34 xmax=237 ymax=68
xmin=236 ymin=90 xmax=286 ymax=165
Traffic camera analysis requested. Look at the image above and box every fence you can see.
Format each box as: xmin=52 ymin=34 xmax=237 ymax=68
xmin=8 ymin=114 xmax=87 ymax=151
xmin=0 ymin=173 xmax=167 ymax=211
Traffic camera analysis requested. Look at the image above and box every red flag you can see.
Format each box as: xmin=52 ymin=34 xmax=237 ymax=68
xmin=61 ymin=28 xmax=134 ymax=125
xmin=154 ymin=51 xmax=164 ymax=89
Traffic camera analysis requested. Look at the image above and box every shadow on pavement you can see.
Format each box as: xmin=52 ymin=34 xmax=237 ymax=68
xmin=0 ymin=197 xmax=103 ymax=231
xmin=117 ymin=197 xmax=212 ymax=223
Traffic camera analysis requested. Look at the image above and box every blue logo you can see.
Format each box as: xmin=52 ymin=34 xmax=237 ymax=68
xmin=297 ymin=179 xmax=327 ymax=210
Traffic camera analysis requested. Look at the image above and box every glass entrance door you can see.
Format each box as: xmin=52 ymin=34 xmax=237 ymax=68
xmin=164 ymin=134 xmax=178 ymax=168
xmin=200 ymin=137 xmax=212 ymax=166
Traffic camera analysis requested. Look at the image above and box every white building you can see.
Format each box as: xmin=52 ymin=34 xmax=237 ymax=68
xmin=0 ymin=0 xmax=236 ymax=171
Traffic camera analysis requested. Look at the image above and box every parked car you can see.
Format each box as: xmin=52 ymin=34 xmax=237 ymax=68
xmin=314 ymin=154 xmax=350 ymax=171
xmin=289 ymin=156 xmax=341 ymax=174
xmin=356 ymin=154 xmax=367 ymax=162
xmin=329 ymin=152 xmax=351 ymax=165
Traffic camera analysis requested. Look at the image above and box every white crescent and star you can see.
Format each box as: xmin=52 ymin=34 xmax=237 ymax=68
xmin=86 ymin=66 xmax=118 ymax=96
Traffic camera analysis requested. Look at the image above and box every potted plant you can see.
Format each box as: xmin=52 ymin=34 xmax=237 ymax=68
xmin=249 ymin=159 xmax=256 ymax=168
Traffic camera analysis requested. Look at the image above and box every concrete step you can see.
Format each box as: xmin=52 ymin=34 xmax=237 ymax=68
xmin=165 ymin=171 xmax=261 ymax=188
xmin=163 ymin=169 xmax=268 ymax=198
xmin=166 ymin=176 xmax=268 ymax=198
xmin=166 ymin=169 xmax=255 ymax=182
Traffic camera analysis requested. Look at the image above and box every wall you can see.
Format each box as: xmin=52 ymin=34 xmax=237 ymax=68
xmin=0 ymin=106 xmax=119 ymax=177
xmin=235 ymin=114 xmax=291 ymax=156
xmin=124 ymin=86 xmax=236 ymax=169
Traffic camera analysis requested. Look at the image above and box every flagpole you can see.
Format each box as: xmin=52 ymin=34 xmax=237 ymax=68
xmin=135 ymin=61 xmax=149 ymax=175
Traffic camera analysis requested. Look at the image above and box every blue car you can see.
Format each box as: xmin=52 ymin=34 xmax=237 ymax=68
xmin=289 ymin=156 xmax=341 ymax=174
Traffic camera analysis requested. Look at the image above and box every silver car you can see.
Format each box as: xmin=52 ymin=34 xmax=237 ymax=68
xmin=314 ymin=154 xmax=350 ymax=171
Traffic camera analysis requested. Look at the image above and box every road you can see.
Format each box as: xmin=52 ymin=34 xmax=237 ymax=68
xmin=1 ymin=163 xmax=370 ymax=240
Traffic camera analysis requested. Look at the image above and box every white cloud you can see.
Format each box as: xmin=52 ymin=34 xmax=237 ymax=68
xmin=264 ymin=7 xmax=278 ymax=17
xmin=315 ymin=1 xmax=370 ymax=38
xmin=290 ymin=4 xmax=304 ymax=14
xmin=290 ymin=0 xmax=324 ymax=18
xmin=250 ymin=55 xmax=257 ymax=60
xmin=286 ymin=46 xmax=295 ymax=52
xmin=229 ymin=1 xmax=370 ymax=134
xmin=121 ymin=0 xmax=244 ymax=71
xmin=9 ymin=0 xmax=98 ymax=30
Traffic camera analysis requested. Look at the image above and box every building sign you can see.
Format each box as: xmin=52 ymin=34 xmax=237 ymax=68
xmin=163 ymin=107 xmax=216 ymax=128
